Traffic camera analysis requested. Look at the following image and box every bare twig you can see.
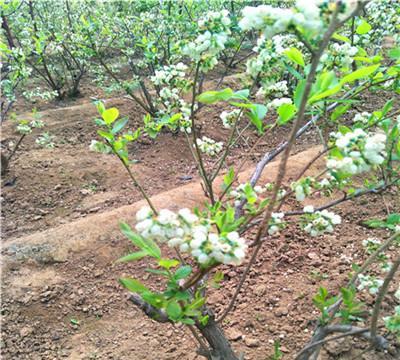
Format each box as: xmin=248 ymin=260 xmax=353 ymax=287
xmin=370 ymin=253 xmax=400 ymax=345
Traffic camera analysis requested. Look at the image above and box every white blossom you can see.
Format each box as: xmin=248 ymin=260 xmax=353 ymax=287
xmin=196 ymin=136 xmax=223 ymax=156
xmin=133 ymin=206 xmax=248 ymax=266
xmin=303 ymin=209 xmax=341 ymax=237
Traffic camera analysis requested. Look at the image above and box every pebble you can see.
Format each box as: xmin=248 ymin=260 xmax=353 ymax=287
xmin=244 ymin=338 xmax=260 ymax=348
xmin=226 ymin=328 xmax=243 ymax=341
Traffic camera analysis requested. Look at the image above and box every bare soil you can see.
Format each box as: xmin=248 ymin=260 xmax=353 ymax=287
xmin=1 ymin=78 xmax=399 ymax=359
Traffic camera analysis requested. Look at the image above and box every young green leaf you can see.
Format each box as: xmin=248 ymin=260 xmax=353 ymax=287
xmin=277 ymin=103 xmax=297 ymax=125
xmin=120 ymin=222 xmax=161 ymax=259
xmin=112 ymin=117 xmax=129 ymax=134
xmin=117 ymin=250 xmax=149 ymax=262
xmin=158 ymin=258 xmax=180 ymax=270
xmin=166 ymin=300 xmax=182 ymax=320
xmin=197 ymin=88 xmax=234 ymax=104
xmin=284 ymin=47 xmax=305 ymax=67
xmin=102 ymin=108 xmax=119 ymax=125
xmin=356 ymin=19 xmax=372 ymax=35
xmin=119 ymin=277 xmax=148 ymax=294
xmin=174 ymin=265 xmax=192 ymax=280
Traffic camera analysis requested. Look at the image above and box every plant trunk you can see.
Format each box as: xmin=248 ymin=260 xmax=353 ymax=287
xmin=197 ymin=317 xmax=239 ymax=360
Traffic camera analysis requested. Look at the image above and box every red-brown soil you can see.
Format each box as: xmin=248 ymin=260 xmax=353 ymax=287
xmin=1 ymin=78 xmax=399 ymax=359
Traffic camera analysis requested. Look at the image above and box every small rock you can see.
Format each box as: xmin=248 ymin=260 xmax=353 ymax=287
xmin=244 ymin=338 xmax=260 ymax=348
xmin=20 ymin=326 xmax=33 ymax=338
xmin=274 ymin=307 xmax=288 ymax=317
xmin=226 ymin=328 xmax=243 ymax=341
xmin=254 ymin=284 xmax=267 ymax=296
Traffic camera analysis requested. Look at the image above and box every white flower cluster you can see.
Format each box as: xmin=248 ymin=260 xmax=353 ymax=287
xmin=89 ymin=139 xmax=111 ymax=154
xmin=246 ymin=34 xmax=299 ymax=79
xmin=268 ymin=212 xmax=285 ymax=235
xmin=16 ymin=119 xmax=44 ymax=135
xmin=362 ymin=237 xmax=381 ymax=251
xmin=150 ymin=63 xmax=194 ymax=133
xmin=327 ymin=129 xmax=387 ymax=175
xmin=23 ymin=87 xmax=58 ymax=101
xmin=267 ymin=97 xmax=292 ymax=110
xmin=320 ymin=42 xmax=358 ymax=68
xmin=361 ymin=0 xmax=400 ymax=48
xmin=229 ymin=183 xmax=266 ymax=207
xmin=183 ymin=10 xmax=231 ymax=72
xmin=292 ymin=177 xmax=313 ymax=202
xmin=357 ymin=274 xmax=383 ymax=295
xmin=16 ymin=123 xmax=32 ymax=134
xmin=220 ymin=109 xmax=241 ymax=129
xmin=196 ymin=136 xmax=223 ymax=156
xmin=150 ymin=63 xmax=188 ymax=86
xmin=257 ymin=80 xmax=288 ymax=99
xmin=240 ymin=1 xmax=358 ymax=40
xmin=353 ymin=111 xmax=371 ymax=124
xmin=35 ymin=132 xmax=55 ymax=148
xmin=134 ymin=207 xmax=247 ymax=266
xmin=303 ymin=209 xmax=341 ymax=237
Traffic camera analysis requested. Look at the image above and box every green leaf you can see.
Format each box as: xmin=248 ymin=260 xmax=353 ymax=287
xmin=145 ymin=268 xmax=169 ymax=277
xmin=338 ymin=125 xmax=352 ymax=135
xmin=96 ymin=101 xmax=105 ymax=115
xmin=117 ymin=250 xmax=149 ymax=262
xmin=381 ymin=99 xmax=394 ymax=116
xmin=180 ymin=318 xmax=196 ymax=325
xmin=308 ymin=84 xmax=342 ymax=104
xmin=112 ymin=117 xmax=129 ymax=134
xmin=188 ymin=297 xmax=206 ymax=310
xmin=231 ymin=89 xmax=250 ymax=100
xmin=340 ymin=64 xmax=380 ymax=84
xmin=97 ymin=130 xmax=114 ymax=141
xmin=356 ymin=19 xmax=372 ymax=35
xmin=119 ymin=277 xmax=148 ymax=294
xmin=174 ymin=265 xmax=192 ymax=280
xmin=387 ymin=213 xmax=400 ymax=225
xmin=246 ymin=104 xmax=268 ymax=134
xmin=284 ymin=47 xmax=305 ymax=67
xmin=158 ymin=258 xmax=180 ymax=270
xmin=309 ymin=64 xmax=380 ymax=104
xmin=388 ymin=47 xmax=400 ymax=61
xmin=142 ymin=292 xmax=165 ymax=308
xmin=294 ymin=80 xmax=306 ymax=109
xmin=197 ymin=88 xmax=233 ymax=104
xmin=223 ymin=167 xmax=235 ymax=189
xmin=166 ymin=300 xmax=182 ymax=320
xmin=102 ymin=108 xmax=119 ymax=125
xmin=199 ymin=315 xmax=209 ymax=326
xmin=277 ymin=103 xmax=296 ymax=125
xmin=331 ymin=104 xmax=350 ymax=122
xmin=332 ymin=33 xmax=351 ymax=43
xmin=120 ymin=223 xmax=161 ymax=259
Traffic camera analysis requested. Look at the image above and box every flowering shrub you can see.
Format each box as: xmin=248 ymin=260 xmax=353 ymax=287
xmin=5 ymin=0 xmax=399 ymax=358
xmin=87 ymin=0 xmax=400 ymax=355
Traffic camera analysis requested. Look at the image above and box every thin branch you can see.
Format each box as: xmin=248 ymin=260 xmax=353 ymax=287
xmin=295 ymin=325 xmax=388 ymax=360
xmin=370 ymin=253 xmax=400 ymax=345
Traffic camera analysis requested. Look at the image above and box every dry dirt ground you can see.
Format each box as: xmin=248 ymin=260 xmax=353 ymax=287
xmin=1 ymin=78 xmax=399 ymax=359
